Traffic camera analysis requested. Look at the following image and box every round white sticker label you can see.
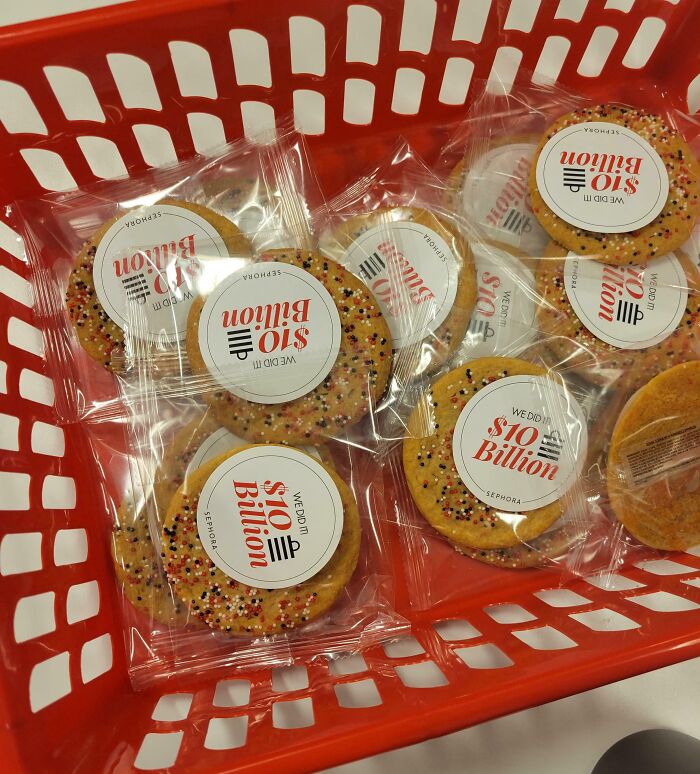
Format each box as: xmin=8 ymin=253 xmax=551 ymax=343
xmin=187 ymin=426 xmax=321 ymax=477
xmin=196 ymin=445 xmax=343 ymax=588
xmin=93 ymin=204 xmax=230 ymax=342
xmin=563 ymin=252 xmax=687 ymax=349
xmin=198 ymin=262 xmax=341 ymax=404
xmin=453 ymin=375 xmax=588 ymax=512
xmin=462 ymin=143 xmax=549 ymax=255
xmin=343 ymin=222 xmax=459 ymax=348
xmin=457 ymin=243 xmax=537 ymax=359
xmin=535 ymin=121 xmax=669 ymax=233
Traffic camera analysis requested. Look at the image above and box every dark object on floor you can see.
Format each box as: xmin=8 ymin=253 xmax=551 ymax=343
xmin=593 ymin=729 xmax=700 ymax=774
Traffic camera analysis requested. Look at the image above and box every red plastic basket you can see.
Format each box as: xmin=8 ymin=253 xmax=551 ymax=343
xmin=2 ymin=1 xmax=700 ymax=772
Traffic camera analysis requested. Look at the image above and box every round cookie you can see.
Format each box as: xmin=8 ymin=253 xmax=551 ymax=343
xmin=117 ymin=409 xmax=335 ymax=626
xmin=446 ymin=134 xmax=550 ymax=257
xmin=162 ymin=445 xmax=361 ymax=635
xmin=536 ymin=241 xmax=700 ymax=389
xmin=454 ymin=523 xmax=583 ymax=569
xmin=66 ymin=199 xmax=250 ymax=372
xmin=112 ymin=497 xmax=190 ymax=626
xmin=186 ymin=249 xmax=393 ymax=446
xmin=607 ymin=360 xmax=700 ymax=551
xmin=323 ymin=206 xmax=476 ymax=373
xmin=529 ymin=105 xmax=700 ymax=265
xmin=403 ymin=357 xmax=566 ymax=550
xmin=153 ymin=409 xmax=221 ymax=516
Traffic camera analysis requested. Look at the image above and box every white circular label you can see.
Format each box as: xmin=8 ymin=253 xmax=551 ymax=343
xmin=198 ymin=262 xmax=341 ymax=404
xmin=535 ymin=121 xmax=669 ymax=233
xmin=187 ymin=426 xmax=321 ymax=477
xmin=453 ymin=375 xmax=588 ymax=512
xmin=563 ymin=252 xmax=687 ymax=349
xmin=93 ymin=204 xmax=229 ymax=342
xmin=196 ymin=445 xmax=343 ymax=588
xmin=457 ymin=243 xmax=537 ymax=359
xmin=461 ymin=143 xmax=549 ymax=255
xmin=343 ymin=222 xmax=459 ymax=348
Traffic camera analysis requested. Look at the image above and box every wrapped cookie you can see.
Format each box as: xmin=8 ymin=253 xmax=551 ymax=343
xmin=393 ymin=356 xmax=609 ymax=609
xmin=535 ymin=240 xmax=700 ymax=391
xmin=402 ymin=357 xmax=589 ymax=548
xmin=115 ymin=407 xmax=329 ymax=628
xmin=17 ymin=123 xmax=320 ymax=423
xmin=317 ymin=140 xmax=477 ymax=382
xmin=125 ymin=245 xmax=394 ymax=448
xmin=117 ymin=400 xmax=405 ymax=688
xmin=607 ymin=360 xmax=700 ymax=552
xmin=65 ymin=199 xmax=251 ymax=375
xmin=530 ymin=104 xmax=700 ymax=266
xmin=437 ymin=80 xmax=582 ymax=257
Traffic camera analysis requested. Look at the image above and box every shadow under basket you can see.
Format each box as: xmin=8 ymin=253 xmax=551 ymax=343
xmin=2 ymin=1 xmax=700 ymax=772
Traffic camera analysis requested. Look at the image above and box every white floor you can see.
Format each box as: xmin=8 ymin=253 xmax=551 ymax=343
xmin=326 ymin=657 xmax=700 ymax=774
xmin=4 ymin=3 xmax=700 ymax=773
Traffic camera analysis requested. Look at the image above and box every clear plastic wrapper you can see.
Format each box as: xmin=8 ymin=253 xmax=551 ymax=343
xmin=113 ymin=179 xmax=406 ymax=686
xmin=14 ymin=123 xmax=321 ymax=423
xmin=534 ymin=240 xmax=700 ymax=392
xmin=395 ymin=80 xmax=700 ymax=607
xmin=438 ymin=80 xmax=700 ymax=265
xmin=602 ymin=360 xmax=700 ymax=562
xmin=123 ymin=242 xmax=394 ymax=449
xmin=113 ymin=398 xmax=407 ymax=689
xmin=391 ymin=347 xmax=614 ymax=611
xmin=437 ymin=81 xmax=583 ymax=258
xmin=316 ymin=139 xmax=480 ymax=440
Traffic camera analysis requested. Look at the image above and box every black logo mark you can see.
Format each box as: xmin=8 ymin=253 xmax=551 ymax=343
xmin=122 ymin=273 xmax=150 ymax=304
xmin=267 ymin=535 xmax=300 ymax=562
xmin=537 ymin=429 xmax=564 ymax=462
xmin=468 ymin=318 xmax=495 ymax=341
xmin=358 ymin=251 xmax=385 ymax=282
xmin=227 ymin=328 xmax=254 ymax=360
xmin=502 ymin=207 xmax=532 ymax=235
xmin=616 ymin=299 xmax=644 ymax=326
xmin=563 ymin=167 xmax=586 ymax=193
